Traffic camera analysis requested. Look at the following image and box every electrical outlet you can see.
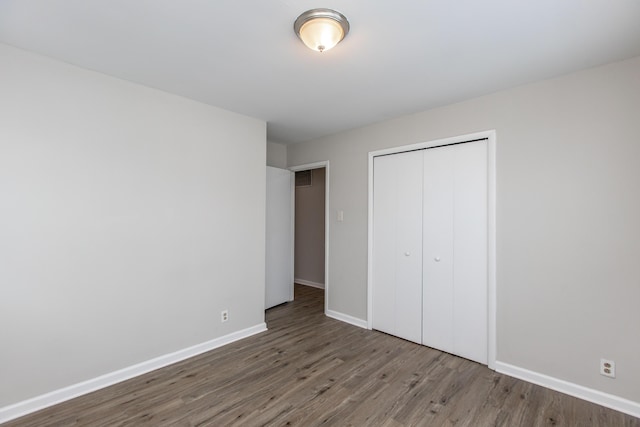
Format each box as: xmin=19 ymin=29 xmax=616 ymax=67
xmin=221 ymin=310 xmax=229 ymax=323
xmin=600 ymin=359 xmax=615 ymax=378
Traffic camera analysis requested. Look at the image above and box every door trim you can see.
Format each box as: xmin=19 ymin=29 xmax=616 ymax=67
xmin=367 ymin=130 xmax=497 ymax=369
xmin=289 ymin=161 xmax=330 ymax=316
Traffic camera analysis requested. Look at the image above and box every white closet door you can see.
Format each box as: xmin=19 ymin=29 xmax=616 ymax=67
xmin=372 ymin=151 xmax=423 ymax=344
xmin=422 ymin=147 xmax=455 ymax=353
xmin=422 ymin=141 xmax=487 ymax=364
xmin=265 ymin=166 xmax=293 ymax=309
xmin=452 ymin=141 xmax=487 ymax=364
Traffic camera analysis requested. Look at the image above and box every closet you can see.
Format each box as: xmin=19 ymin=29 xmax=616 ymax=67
xmin=371 ymin=139 xmax=488 ymax=365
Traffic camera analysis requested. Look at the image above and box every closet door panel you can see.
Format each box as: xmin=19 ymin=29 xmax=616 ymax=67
xmin=422 ymin=148 xmax=454 ymax=353
xmin=372 ymin=155 xmax=396 ymax=334
xmin=393 ymin=153 xmax=424 ymax=343
xmin=372 ymin=151 xmax=423 ymax=344
xmin=452 ymin=141 xmax=488 ymax=364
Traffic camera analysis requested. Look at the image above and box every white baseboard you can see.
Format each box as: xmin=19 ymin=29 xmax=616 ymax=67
xmin=495 ymin=361 xmax=640 ymax=419
xmin=294 ymin=278 xmax=325 ymax=289
xmin=326 ymin=309 xmax=368 ymax=329
xmin=0 ymin=323 xmax=267 ymax=424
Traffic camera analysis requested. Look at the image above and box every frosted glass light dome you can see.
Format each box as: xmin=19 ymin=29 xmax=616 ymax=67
xmin=294 ymin=9 xmax=350 ymax=53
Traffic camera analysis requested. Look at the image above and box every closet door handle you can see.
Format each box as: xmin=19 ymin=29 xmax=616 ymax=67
xmin=434 ymin=257 xmax=441 ymax=262
xmin=404 ymin=252 xmax=411 ymax=256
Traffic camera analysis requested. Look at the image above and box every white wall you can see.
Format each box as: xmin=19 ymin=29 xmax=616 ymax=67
xmin=267 ymin=140 xmax=287 ymax=168
xmin=294 ymin=168 xmax=325 ymax=287
xmin=0 ymin=44 xmax=266 ymax=407
xmin=288 ymin=56 xmax=640 ymax=405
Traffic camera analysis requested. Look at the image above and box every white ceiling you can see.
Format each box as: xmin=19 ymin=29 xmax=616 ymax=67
xmin=1 ymin=1 xmax=639 ymax=144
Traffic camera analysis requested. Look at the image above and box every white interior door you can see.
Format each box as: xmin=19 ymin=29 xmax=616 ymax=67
xmin=451 ymin=141 xmax=487 ymax=363
xmin=422 ymin=140 xmax=487 ymax=364
xmin=372 ymin=151 xmax=423 ymax=344
xmin=265 ymin=166 xmax=293 ymax=309
xmin=422 ymin=147 xmax=455 ymax=353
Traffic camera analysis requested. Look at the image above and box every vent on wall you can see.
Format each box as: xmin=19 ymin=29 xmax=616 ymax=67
xmin=295 ymin=170 xmax=313 ymax=187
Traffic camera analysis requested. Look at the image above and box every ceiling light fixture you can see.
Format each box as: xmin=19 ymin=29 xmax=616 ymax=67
xmin=294 ymin=8 xmax=350 ymax=53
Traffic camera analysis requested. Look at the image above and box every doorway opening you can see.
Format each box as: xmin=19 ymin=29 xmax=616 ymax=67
xmin=290 ymin=162 xmax=329 ymax=314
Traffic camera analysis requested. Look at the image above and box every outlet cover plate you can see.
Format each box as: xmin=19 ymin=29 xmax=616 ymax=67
xmin=600 ymin=358 xmax=615 ymax=378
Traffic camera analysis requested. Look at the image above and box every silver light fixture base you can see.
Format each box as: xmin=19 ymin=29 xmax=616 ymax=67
xmin=294 ymin=8 xmax=350 ymax=52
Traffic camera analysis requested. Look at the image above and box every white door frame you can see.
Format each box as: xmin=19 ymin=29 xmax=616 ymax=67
xmin=289 ymin=161 xmax=330 ymax=315
xmin=367 ymin=130 xmax=497 ymax=369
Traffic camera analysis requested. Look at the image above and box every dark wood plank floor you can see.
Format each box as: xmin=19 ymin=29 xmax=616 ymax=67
xmin=6 ymin=284 xmax=639 ymax=426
